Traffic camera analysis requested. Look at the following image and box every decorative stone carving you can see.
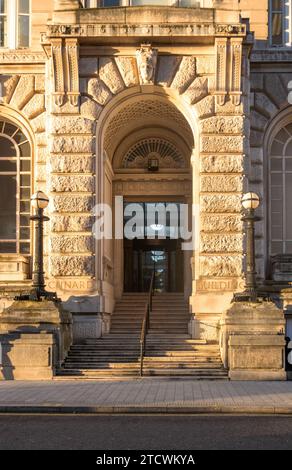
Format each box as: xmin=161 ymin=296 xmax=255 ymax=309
xmin=156 ymin=56 xmax=181 ymax=87
xmin=200 ymin=195 xmax=242 ymax=213
xmin=9 ymin=75 xmax=34 ymax=110
xmin=51 ymin=215 xmax=94 ymax=233
xmin=230 ymin=38 xmax=243 ymax=106
xmin=200 ymin=116 xmax=244 ymax=134
xmin=215 ymin=38 xmax=227 ymax=105
xmin=50 ymin=175 xmax=94 ymax=193
xmin=201 ymin=234 xmax=243 ymax=253
xmin=51 ymin=235 xmax=93 ymax=254
xmin=200 ymin=155 xmax=244 ymax=173
xmin=52 ymin=195 xmax=94 ymax=213
xmin=201 ymin=135 xmax=243 ymax=154
xmin=115 ymin=57 xmax=139 ymax=87
xmin=136 ymin=44 xmax=158 ymax=85
xmin=184 ymin=77 xmax=208 ymax=105
xmin=200 ymin=175 xmax=243 ymax=193
xmin=123 ymin=138 xmax=185 ymax=169
xmin=171 ymin=56 xmax=197 ymax=94
xmin=50 ymin=256 xmax=94 ymax=277
xmin=200 ymin=255 xmax=243 ymax=277
xmin=49 ymin=155 xmax=94 ymax=173
xmin=200 ymin=214 xmax=243 ymax=233
xmin=80 ymin=96 xmax=102 ymax=120
xmin=99 ymin=57 xmax=125 ymax=94
xmin=51 ymin=136 xmax=94 ymax=154
xmin=51 ymin=39 xmax=65 ymax=107
xmin=65 ymin=38 xmax=80 ymax=107
xmin=88 ymin=77 xmax=112 ymax=106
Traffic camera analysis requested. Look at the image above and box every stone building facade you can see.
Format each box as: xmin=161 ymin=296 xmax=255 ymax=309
xmin=0 ymin=0 xmax=292 ymax=363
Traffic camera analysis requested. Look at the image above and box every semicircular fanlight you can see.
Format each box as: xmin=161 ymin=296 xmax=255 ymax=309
xmin=123 ymin=138 xmax=185 ymax=169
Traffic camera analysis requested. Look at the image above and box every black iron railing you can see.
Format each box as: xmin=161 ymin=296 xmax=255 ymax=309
xmin=139 ymin=271 xmax=155 ymax=377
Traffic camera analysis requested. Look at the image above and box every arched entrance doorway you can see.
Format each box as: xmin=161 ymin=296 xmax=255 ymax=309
xmin=96 ymin=91 xmax=196 ymax=312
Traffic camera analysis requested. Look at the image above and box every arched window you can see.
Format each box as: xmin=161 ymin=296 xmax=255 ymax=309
xmin=269 ymin=122 xmax=292 ymax=255
xmin=0 ymin=118 xmax=32 ymax=255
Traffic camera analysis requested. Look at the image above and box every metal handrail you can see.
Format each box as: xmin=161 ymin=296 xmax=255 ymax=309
xmin=139 ymin=270 xmax=155 ymax=377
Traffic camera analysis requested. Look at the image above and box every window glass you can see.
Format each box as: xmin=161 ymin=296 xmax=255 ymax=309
xmin=18 ymin=12 xmax=30 ymax=48
xmin=0 ymin=0 xmax=7 ymax=48
xmin=18 ymin=0 xmax=29 ymax=13
xmin=0 ymin=119 xmax=31 ymax=255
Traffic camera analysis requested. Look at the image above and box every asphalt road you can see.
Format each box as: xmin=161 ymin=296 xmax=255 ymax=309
xmin=0 ymin=415 xmax=292 ymax=450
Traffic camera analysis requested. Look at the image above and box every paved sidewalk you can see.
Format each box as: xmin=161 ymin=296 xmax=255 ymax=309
xmin=0 ymin=379 xmax=292 ymax=414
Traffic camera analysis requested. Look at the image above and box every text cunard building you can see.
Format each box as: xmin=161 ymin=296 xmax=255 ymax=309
xmin=0 ymin=0 xmax=292 ymax=380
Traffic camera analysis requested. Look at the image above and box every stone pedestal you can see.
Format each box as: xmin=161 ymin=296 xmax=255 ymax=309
xmin=220 ymin=301 xmax=286 ymax=381
xmin=0 ymin=300 xmax=72 ymax=380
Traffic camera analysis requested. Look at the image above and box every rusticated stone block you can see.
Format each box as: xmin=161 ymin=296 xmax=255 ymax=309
xmin=171 ymin=56 xmax=196 ymax=94
xmin=196 ymin=56 xmax=215 ymax=74
xmin=264 ymin=74 xmax=287 ymax=108
xmin=50 ymin=175 xmax=94 ymax=193
xmin=200 ymin=116 xmax=244 ymax=134
xmin=30 ymin=113 xmax=46 ymax=134
xmin=35 ymin=75 xmax=45 ymax=92
xmin=201 ymin=135 xmax=243 ymax=154
xmin=200 ymin=195 xmax=242 ymax=213
xmin=156 ymin=56 xmax=181 ymax=87
xmin=215 ymin=99 xmax=244 ymax=116
xmin=115 ymin=57 xmax=139 ymax=87
xmin=50 ymin=256 xmax=94 ymax=277
xmin=2 ymin=75 xmax=19 ymax=104
xmin=51 ymin=136 xmax=94 ymax=154
xmin=200 ymin=175 xmax=243 ymax=193
xmin=254 ymin=92 xmax=278 ymax=118
xmin=200 ymin=255 xmax=243 ymax=277
xmin=99 ymin=58 xmax=124 ymax=94
xmin=51 ymin=235 xmax=94 ymax=254
xmin=49 ymin=155 xmax=94 ymax=174
xmin=200 ymin=155 xmax=243 ymax=173
xmin=250 ymin=129 xmax=264 ymax=147
xmin=52 ymin=195 xmax=94 ymax=213
xmin=22 ymin=94 xmax=45 ymax=120
xmin=36 ymin=164 xmax=46 ymax=183
xmin=35 ymin=133 xmax=47 ymax=147
xmin=51 ymin=215 xmax=94 ymax=232
xmin=80 ymin=97 xmax=102 ymax=121
xmin=36 ymin=146 xmax=48 ymax=164
xmin=88 ymin=77 xmax=112 ymax=106
xmin=200 ymin=214 xmax=242 ymax=233
xmin=250 ymin=111 xmax=268 ymax=131
xmin=52 ymin=194 xmax=94 ymax=213
xmin=79 ymin=57 xmax=98 ymax=76
xmin=9 ymin=75 xmax=34 ymax=109
xmin=50 ymin=116 xmax=95 ymax=135
xmin=194 ymin=96 xmax=215 ymax=119
xmin=200 ymin=234 xmax=243 ymax=253
xmin=184 ymin=77 xmax=208 ymax=105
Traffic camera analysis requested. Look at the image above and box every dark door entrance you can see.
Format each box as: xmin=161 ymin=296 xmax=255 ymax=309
xmin=124 ymin=239 xmax=184 ymax=293
xmin=123 ymin=201 xmax=185 ymax=293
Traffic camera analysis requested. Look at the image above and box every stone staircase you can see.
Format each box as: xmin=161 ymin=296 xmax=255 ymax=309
xmin=56 ymin=293 xmax=227 ymax=380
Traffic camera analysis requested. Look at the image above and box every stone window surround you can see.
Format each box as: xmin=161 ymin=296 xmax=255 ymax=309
xmin=269 ymin=0 xmax=292 ymax=47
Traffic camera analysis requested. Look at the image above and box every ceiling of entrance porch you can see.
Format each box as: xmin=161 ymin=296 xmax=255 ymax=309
xmin=103 ymin=98 xmax=194 ymax=161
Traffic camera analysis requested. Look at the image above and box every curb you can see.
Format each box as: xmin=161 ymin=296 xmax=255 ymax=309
xmin=0 ymin=405 xmax=292 ymax=415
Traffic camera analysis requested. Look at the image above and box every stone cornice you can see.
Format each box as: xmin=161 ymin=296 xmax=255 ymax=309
xmin=44 ymin=23 xmax=246 ymax=41
xmin=251 ymin=49 xmax=292 ymax=62
xmin=0 ymin=51 xmax=46 ymax=64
